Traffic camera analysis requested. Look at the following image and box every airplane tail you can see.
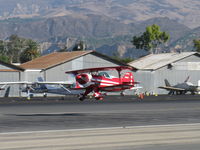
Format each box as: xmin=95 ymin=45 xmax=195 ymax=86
xmin=37 ymin=77 xmax=44 ymax=82
xmin=184 ymin=76 xmax=190 ymax=83
xmin=122 ymin=72 xmax=134 ymax=84
xmin=37 ymin=77 xmax=48 ymax=89
xmin=4 ymin=86 xmax=10 ymax=97
xmin=164 ymin=79 xmax=171 ymax=87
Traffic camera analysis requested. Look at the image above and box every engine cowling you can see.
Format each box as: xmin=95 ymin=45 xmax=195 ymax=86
xmin=75 ymin=73 xmax=92 ymax=87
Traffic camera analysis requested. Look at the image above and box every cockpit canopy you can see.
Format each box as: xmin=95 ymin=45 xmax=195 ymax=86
xmin=98 ymin=72 xmax=111 ymax=78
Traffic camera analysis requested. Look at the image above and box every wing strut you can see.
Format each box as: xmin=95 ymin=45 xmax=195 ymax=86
xmin=59 ymin=84 xmax=71 ymax=93
xmin=116 ymin=68 xmax=122 ymax=84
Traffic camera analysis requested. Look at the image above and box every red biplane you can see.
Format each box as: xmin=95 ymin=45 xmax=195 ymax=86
xmin=66 ymin=66 xmax=141 ymax=101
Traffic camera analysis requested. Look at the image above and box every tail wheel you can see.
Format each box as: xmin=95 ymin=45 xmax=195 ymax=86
xmin=95 ymin=96 xmax=103 ymax=100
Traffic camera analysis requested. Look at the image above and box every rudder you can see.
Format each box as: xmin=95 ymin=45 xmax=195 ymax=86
xmin=164 ymin=79 xmax=171 ymax=86
xmin=122 ymin=72 xmax=134 ymax=84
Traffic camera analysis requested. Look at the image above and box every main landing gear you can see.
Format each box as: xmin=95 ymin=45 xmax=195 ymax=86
xmin=120 ymin=92 xmax=125 ymax=96
xmin=78 ymin=94 xmax=86 ymax=101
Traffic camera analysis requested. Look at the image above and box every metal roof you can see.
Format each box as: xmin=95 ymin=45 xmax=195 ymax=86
xmin=0 ymin=60 xmax=24 ymax=72
xmin=20 ymin=50 xmax=127 ymax=70
xmin=20 ymin=51 xmax=94 ymax=70
xmin=128 ymin=52 xmax=198 ymax=70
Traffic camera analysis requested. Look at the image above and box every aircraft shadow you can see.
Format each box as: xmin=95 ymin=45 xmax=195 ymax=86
xmin=6 ymin=113 xmax=86 ymax=117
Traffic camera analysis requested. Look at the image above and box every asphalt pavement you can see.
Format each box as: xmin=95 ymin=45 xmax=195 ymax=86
xmin=1 ymin=95 xmax=200 ymax=132
xmin=0 ymin=95 xmax=200 ymax=149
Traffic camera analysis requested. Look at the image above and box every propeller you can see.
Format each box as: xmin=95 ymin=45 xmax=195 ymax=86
xmin=76 ymin=73 xmax=92 ymax=86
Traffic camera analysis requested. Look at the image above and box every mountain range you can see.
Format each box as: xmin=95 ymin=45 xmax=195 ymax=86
xmin=0 ymin=0 xmax=199 ymax=58
xmin=0 ymin=0 xmax=200 ymax=28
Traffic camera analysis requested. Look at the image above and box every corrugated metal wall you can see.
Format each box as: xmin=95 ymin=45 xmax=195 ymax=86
xmin=133 ymin=70 xmax=154 ymax=94
xmin=45 ymin=62 xmax=72 ymax=81
xmin=21 ymin=70 xmax=44 ymax=82
xmin=82 ymin=54 xmax=118 ymax=68
xmin=0 ymin=71 xmax=21 ymax=97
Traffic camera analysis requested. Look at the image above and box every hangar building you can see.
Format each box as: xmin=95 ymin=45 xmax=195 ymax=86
xmin=0 ymin=61 xmax=24 ymax=97
xmin=20 ymin=50 xmax=126 ymax=82
xmin=0 ymin=50 xmax=126 ymax=97
xmin=129 ymin=52 xmax=200 ymax=94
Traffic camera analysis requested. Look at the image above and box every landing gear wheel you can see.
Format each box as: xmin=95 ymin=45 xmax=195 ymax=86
xmin=120 ymin=92 xmax=125 ymax=96
xmin=43 ymin=93 xmax=47 ymax=98
xmin=79 ymin=97 xmax=85 ymax=101
xmin=79 ymin=94 xmax=85 ymax=101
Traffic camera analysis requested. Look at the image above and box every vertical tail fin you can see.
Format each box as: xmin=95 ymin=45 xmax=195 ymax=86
xmin=184 ymin=76 xmax=190 ymax=83
xmin=164 ymin=79 xmax=171 ymax=86
xmin=122 ymin=72 xmax=134 ymax=84
xmin=37 ymin=77 xmax=47 ymax=89
xmin=37 ymin=77 xmax=44 ymax=82
xmin=4 ymin=86 xmax=10 ymax=97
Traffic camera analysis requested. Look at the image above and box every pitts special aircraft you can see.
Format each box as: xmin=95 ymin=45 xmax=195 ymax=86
xmin=65 ymin=66 xmax=141 ymax=101
xmin=158 ymin=76 xmax=200 ymax=95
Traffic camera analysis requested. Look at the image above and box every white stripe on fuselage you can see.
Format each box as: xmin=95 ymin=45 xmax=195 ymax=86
xmin=91 ymin=78 xmax=119 ymax=84
xmin=99 ymin=83 xmax=117 ymax=86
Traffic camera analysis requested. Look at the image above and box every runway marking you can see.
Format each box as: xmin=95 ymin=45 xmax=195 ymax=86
xmin=1 ymin=122 xmax=200 ymax=135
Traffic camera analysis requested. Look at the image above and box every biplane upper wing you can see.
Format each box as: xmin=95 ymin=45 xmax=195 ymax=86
xmin=65 ymin=66 xmax=134 ymax=74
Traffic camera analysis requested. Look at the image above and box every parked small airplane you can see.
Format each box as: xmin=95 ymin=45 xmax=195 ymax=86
xmin=0 ymin=79 xmax=73 ymax=98
xmin=158 ymin=76 xmax=200 ymax=95
xmin=65 ymin=66 xmax=141 ymax=101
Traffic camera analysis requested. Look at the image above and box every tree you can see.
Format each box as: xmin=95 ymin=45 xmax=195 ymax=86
xmin=132 ymin=24 xmax=170 ymax=54
xmin=0 ymin=35 xmax=40 ymax=63
xmin=112 ymin=52 xmax=133 ymax=63
xmin=7 ymin=34 xmax=26 ymax=63
xmin=112 ymin=56 xmax=133 ymax=63
xmin=0 ymin=40 xmax=9 ymax=62
xmin=0 ymin=55 xmax=10 ymax=63
xmin=193 ymin=39 xmax=200 ymax=52
xmin=0 ymin=40 xmax=5 ymax=54
xmin=20 ymin=39 xmax=40 ymax=63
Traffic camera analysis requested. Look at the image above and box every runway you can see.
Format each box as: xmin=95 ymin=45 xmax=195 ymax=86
xmin=1 ymin=124 xmax=200 ymax=150
xmin=0 ymin=95 xmax=200 ymax=149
